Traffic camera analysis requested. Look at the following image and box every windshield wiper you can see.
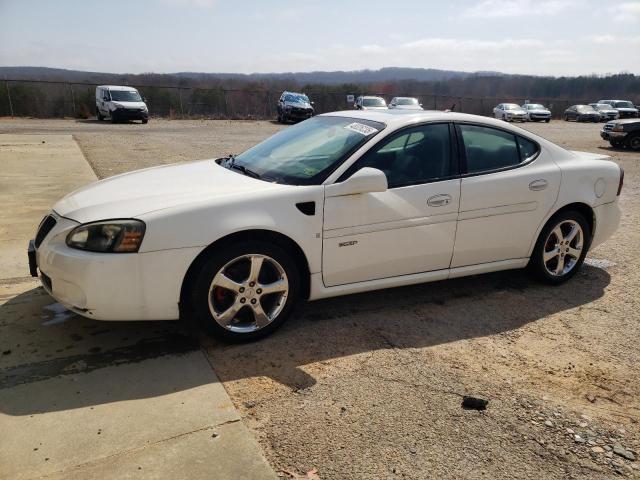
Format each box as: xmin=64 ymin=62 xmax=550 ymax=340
xmin=223 ymin=154 xmax=261 ymax=179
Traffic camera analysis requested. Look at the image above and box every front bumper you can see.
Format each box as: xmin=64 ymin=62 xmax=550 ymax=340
xmin=112 ymin=107 xmax=149 ymax=120
xmin=528 ymin=114 xmax=551 ymax=121
xmin=285 ymin=108 xmax=313 ymax=120
xmin=600 ymin=129 xmax=627 ymax=141
xmin=29 ymin=213 xmax=200 ymax=321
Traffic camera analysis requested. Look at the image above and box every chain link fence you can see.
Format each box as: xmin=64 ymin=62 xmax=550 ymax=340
xmin=0 ymin=78 xmax=596 ymax=120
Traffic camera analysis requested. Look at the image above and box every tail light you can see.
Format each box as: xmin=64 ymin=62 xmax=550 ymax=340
xmin=617 ymin=166 xmax=624 ymax=196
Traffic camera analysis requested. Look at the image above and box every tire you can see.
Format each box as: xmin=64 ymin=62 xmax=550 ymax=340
xmin=626 ymin=133 xmax=640 ymax=151
xmin=142 ymin=118 xmax=148 ymax=124
xmin=610 ymin=139 xmax=624 ymax=149
xmin=190 ymin=241 xmax=300 ymax=342
xmin=545 ymin=119 xmax=550 ymax=123
xmin=502 ymin=114 xmax=507 ymax=122
xmin=96 ymin=108 xmax=104 ymax=121
xmin=564 ymin=115 xmax=569 ymax=121
xmin=111 ymin=113 xmax=118 ymax=124
xmin=528 ymin=211 xmax=591 ymax=285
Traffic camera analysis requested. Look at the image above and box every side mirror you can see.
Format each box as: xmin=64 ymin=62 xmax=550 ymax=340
xmin=103 ymin=96 xmax=109 ymax=101
xmin=325 ymin=167 xmax=388 ymax=197
xmin=311 ymin=101 xmax=315 ymax=105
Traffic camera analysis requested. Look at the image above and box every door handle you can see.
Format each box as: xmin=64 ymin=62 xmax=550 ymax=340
xmin=427 ymin=194 xmax=451 ymax=207
xmin=529 ymin=179 xmax=548 ymax=191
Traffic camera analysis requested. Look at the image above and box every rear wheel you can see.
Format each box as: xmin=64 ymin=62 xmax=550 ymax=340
xmin=627 ymin=133 xmax=640 ymax=151
xmin=191 ymin=241 xmax=300 ymax=342
xmin=528 ymin=211 xmax=590 ymax=285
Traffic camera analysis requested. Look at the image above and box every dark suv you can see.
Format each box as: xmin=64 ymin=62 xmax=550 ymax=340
xmin=601 ymin=119 xmax=640 ymax=150
xmin=277 ymin=91 xmax=314 ymax=123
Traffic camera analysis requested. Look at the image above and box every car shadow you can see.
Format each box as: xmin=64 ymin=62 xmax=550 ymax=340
xmin=205 ymin=265 xmax=610 ymax=390
xmin=0 ymin=265 xmax=610 ymax=415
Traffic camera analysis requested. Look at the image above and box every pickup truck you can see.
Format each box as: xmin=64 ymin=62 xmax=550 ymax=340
xmin=601 ymin=119 xmax=640 ymax=150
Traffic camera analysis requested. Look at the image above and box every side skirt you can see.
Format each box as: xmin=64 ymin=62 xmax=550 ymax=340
xmin=308 ymin=258 xmax=528 ymax=301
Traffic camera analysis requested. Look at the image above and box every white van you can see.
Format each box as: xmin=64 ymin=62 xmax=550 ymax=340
xmin=96 ymin=85 xmax=149 ymax=123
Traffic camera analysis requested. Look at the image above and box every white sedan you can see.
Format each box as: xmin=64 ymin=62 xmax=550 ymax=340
xmin=494 ymin=103 xmax=529 ymax=122
xmin=388 ymin=97 xmax=423 ymax=110
xmin=30 ymin=111 xmax=623 ymax=341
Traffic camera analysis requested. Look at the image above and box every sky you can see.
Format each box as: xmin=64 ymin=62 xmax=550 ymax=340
xmin=1 ymin=0 xmax=639 ymax=76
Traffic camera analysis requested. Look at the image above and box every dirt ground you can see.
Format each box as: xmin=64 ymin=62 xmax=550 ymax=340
xmin=1 ymin=117 xmax=638 ymax=479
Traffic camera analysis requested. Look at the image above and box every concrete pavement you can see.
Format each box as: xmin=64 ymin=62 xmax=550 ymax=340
xmin=0 ymin=134 xmax=276 ymax=480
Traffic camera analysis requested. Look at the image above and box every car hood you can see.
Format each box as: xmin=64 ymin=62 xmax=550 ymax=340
xmin=615 ymin=107 xmax=638 ymax=112
xmin=507 ymin=109 xmax=527 ymax=114
xmin=54 ymin=159 xmax=285 ymax=224
xmin=393 ymin=105 xmax=423 ymax=110
xmin=111 ymin=101 xmax=147 ymax=109
xmin=527 ymin=109 xmax=550 ymax=114
xmin=284 ymin=102 xmax=312 ymax=109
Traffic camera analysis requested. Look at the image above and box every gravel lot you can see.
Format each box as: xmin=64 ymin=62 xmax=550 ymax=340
xmin=1 ymin=117 xmax=638 ymax=479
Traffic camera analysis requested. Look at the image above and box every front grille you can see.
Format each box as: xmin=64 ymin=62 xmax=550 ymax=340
xmin=35 ymin=215 xmax=56 ymax=248
xmin=603 ymin=124 xmax=614 ymax=132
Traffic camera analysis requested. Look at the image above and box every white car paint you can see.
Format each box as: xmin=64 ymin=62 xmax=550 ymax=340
xmin=493 ymin=103 xmax=528 ymax=122
xmin=388 ymin=97 xmax=423 ymax=110
xmin=33 ymin=110 xmax=622 ymax=322
xmin=96 ymin=85 xmax=148 ymax=120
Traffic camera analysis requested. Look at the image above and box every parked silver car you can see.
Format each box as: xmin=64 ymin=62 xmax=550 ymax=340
xmin=354 ymin=96 xmax=387 ymax=110
xmin=522 ymin=103 xmax=551 ymax=122
xmin=589 ymin=103 xmax=620 ymax=122
xmin=493 ymin=103 xmax=528 ymax=122
xmin=597 ymin=99 xmax=639 ymax=119
xmin=388 ymin=97 xmax=423 ymax=110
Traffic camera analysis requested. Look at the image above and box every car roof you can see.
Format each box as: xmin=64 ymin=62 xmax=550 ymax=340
xmin=98 ymin=85 xmax=139 ymax=91
xmin=321 ymin=109 xmax=522 ymax=129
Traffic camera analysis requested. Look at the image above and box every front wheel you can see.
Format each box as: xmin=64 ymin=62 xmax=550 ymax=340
xmin=627 ymin=133 xmax=640 ymax=151
xmin=191 ymin=241 xmax=300 ymax=342
xmin=528 ymin=211 xmax=590 ymax=285
xmin=142 ymin=118 xmax=148 ymax=124
xmin=96 ymin=108 xmax=104 ymax=121
xmin=545 ymin=119 xmax=550 ymax=123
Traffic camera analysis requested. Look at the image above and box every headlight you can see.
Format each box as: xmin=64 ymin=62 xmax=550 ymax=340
xmin=66 ymin=220 xmax=145 ymax=253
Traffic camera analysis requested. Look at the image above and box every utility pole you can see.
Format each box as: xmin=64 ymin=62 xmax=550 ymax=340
xmin=5 ymin=78 xmax=14 ymax=117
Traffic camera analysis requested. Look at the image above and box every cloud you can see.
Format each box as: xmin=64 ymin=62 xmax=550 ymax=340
xmin=588 ymin=34 xmax=640 ymax=45
xmin=160 ymin=0 xmax=217 ymax=7
xmin=463 ymin=0 xmax=575 ymax=18
xmin=613 ymin=1 xmax=640 ymax=22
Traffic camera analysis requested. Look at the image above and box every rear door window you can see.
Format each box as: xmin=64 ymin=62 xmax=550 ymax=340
xmin=458 ymin=124 xmax=538 ymax=174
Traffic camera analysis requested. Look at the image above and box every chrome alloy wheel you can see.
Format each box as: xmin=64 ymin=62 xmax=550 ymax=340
xmin=543 ymin=220 xmax=584 ymax=277
xmin=207 ymin=254 xmax=289 ymax=333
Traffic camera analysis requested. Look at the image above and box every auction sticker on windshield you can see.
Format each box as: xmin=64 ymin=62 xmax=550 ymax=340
xmin=344 ymin=122 xmax=379 ymax=136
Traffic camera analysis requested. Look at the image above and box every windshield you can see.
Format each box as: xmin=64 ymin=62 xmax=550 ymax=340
xmin=526 ymin=104 xmax=545 ymax=110
xmin=231 ymin=116 xmax=385 ymax=185
xmin=594 ymin=104 xmax=611 ymax=110
xmin=614 ymin=101 xmax=635 ymax=108
xmin=504 ymin=104 xmax=521 ymax=110
xmin=284 ymin=93 xmax=309 ymax=104
xmin=577 ymin=105 xmax=596 ymax=112
xmin=110 ymin=90 xmax=142 ymax=102
xmin=363 ymin=97 xmax=386 ymax=107
xmin=396 ymin=98 xmax=418 ymax=105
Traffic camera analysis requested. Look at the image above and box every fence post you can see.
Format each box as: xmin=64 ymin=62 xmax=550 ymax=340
xmin=5 ymin=80 xmax=14 ymax=117
xmin=459 ymin=97 xmax=463 ymax=113
xmin=68 ymin=83 xmax=76 ymax=117
xmin=178 ymin=88 xmax=184 ymax=117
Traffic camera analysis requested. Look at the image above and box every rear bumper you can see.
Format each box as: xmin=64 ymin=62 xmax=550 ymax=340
xmin=591 ymin=201 xmax=621 ymax=250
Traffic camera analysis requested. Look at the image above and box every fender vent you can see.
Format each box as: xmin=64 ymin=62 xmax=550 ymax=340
xmin=296 ymin=201 xmax=316 ymax=216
